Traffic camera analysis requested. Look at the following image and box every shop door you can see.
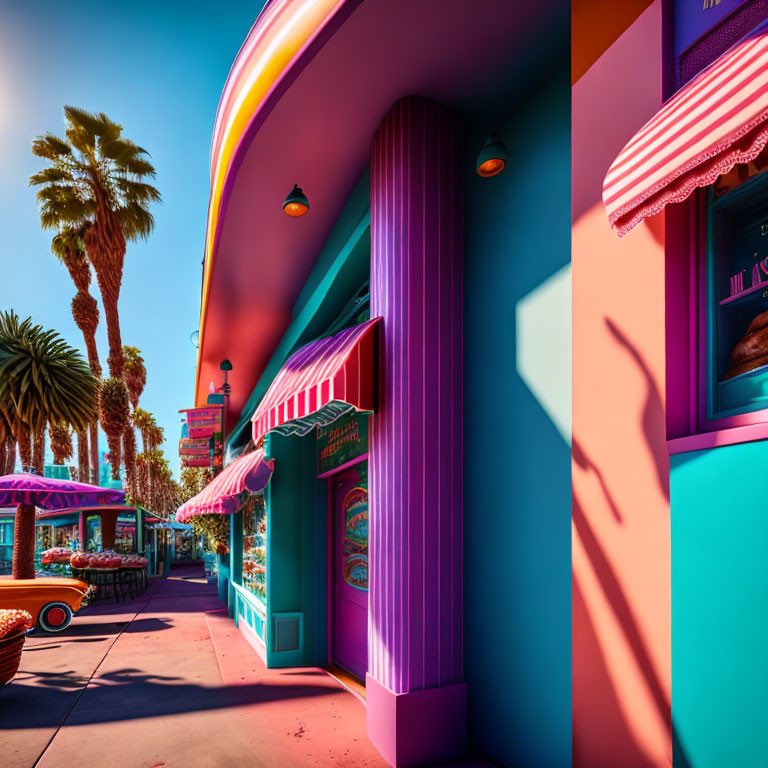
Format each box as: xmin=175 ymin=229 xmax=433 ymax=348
xmin=331 ymin=462 xmax=369 ymax=681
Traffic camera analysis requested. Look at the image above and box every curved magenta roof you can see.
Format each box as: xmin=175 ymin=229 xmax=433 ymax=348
xmin=196 ymin=0 xmax=555 ymax=414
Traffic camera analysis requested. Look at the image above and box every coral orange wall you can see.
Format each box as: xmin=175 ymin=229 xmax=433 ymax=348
xmin=572 ymin=3 xmax=672 ymax=766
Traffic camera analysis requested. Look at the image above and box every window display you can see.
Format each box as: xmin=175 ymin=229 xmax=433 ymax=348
xmin=708 ymin=171 xmax=768 ymax=419
xmin=36 ymin=524 xmax=52 ymax=552
xmin=173 ymin=527 xmax=202 ymax=561
xmin=86 ymin=515 xmax=102 ymax=552
xmin=242 ymin=494 xmax=266 ymax=602
xmin=54 ymin=524 xmax=79 ymax=550
xmin=115 ymin=513 xmax=136 ymax=553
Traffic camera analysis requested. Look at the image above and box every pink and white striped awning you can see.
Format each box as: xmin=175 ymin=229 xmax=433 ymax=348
xmin=251 ymin=318 xmax=380 ymax=444
xmin=604 ymin=20 xmax=768 ymax=236
xmin=175 ymin=448 xmax=274 ymax=523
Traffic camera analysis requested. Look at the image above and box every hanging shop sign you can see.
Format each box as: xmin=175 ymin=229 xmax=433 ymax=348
xmin=179 ymin=437 xmax=223 ymax=469
xmin=179 ymin=407 xmax=224 ymax=468
xmin=317 ymin=412 xmax=369 ymax=475
xmin=179 ymin=406 xmax=223 ymax=439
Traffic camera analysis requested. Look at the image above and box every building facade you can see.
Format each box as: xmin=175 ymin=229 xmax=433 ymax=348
xmin=186 ymin=1 xmax=571 ymax=767
xmin=574 ymin=1 xmax=768 ymax=767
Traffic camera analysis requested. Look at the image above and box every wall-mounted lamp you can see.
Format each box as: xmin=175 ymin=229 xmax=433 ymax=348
xmin=219 ymin=359 xmax=233 ymax=398
xmin=476 ymin=132 xmax=508 ymax=178
xmin=283 ymin=184 xmax=310 ymax=216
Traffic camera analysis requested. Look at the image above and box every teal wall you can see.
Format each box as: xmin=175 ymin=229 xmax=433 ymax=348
xmin=264 ymin=431 xmax=327 ymax=668
xmin=671 ymin=440 xmax=768 ymax=768
xmin=463 ymin=50 xmax=572 ymax=767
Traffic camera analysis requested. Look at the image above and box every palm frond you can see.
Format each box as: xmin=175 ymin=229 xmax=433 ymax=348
xmin=31 ymin=133 xmax=72 ymax=160
xmin=29 ymin=167 xmax=73 ymax=186
xmin=115 ymin=178 xmax=162 ymax=205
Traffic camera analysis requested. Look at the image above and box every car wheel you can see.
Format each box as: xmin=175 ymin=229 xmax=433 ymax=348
xmin=37 ymin=602 xmax=74 ymax=632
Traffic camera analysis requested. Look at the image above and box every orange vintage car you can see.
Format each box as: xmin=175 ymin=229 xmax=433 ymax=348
xmin=0 ymin=577 xmax=90 ymax=632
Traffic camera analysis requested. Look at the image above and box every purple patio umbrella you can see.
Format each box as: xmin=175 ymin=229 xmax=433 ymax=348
xmin=0 ymin=473 xmax=125 ymax=579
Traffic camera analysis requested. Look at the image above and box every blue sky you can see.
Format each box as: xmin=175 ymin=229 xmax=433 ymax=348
xmin=0 ymin=1 xmax=263 ymax=478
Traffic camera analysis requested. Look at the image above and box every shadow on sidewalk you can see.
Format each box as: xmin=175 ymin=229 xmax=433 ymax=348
xmin=28 ymin=617 xmax=173 ymax=639
xmin=0 ymin=667 xmax=340 ymax=730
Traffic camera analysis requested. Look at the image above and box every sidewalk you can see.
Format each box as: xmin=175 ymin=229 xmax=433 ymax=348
xmin=0 ymin=568 xmax=493 ymax=768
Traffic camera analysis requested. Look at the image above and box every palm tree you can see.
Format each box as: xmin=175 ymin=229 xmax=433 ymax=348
xmin=30 ymin=107 xmax=160 ymax=480
xmin=122 ymin=346 xmax=146 ymax=502
xmin=0 ymin=311 xmax=99 ymax=578
xmin=52 ymin=225 xmax=101 ymax=483
xmin=30 ymin=107 xmax=161 ymax=380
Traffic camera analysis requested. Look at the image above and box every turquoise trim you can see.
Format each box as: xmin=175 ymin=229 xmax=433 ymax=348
xmin=232 ymin=582 xmax=267 ymax=645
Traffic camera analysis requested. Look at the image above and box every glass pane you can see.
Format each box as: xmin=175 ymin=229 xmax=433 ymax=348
xmin=242 ymin=494 xmax=266 ymax=602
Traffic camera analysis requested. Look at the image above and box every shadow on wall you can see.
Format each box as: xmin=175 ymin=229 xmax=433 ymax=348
xmin=463 ymin=51 xmax=571 ymax=768
xmin=572 ymin=302 xmax=673 ymax=767
xmin=604 ymin=317 xmax=669 ymax=502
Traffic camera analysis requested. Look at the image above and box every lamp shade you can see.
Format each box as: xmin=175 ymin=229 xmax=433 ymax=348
xmin=476 ymin=132 xmax=508 ymax=177
xmin=283 ymin=184 xmax=309 ymax=216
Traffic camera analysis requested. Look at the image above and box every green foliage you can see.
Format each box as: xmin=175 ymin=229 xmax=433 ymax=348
xmin=179 ymin=466 xmax=210 ymax=503
xmin=192 ymin=514 xmax=230 ymax=550
xmin=29 ymin=106 xmax=161 ymax=242
xmin=0 ymin=311 xmax=98 ymax=435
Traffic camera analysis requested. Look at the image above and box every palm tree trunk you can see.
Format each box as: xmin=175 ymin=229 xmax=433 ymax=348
xmin=12 ymin=504 xmax=36 ymax=579
xmin=17 ymin=426 xmax=31 ymax=472
xmin=123 ymin=425 xmax=136 ymax=499
xmin=32 ymin=427 xmax=45 ymax=475
xmin=78 ymin=430 xmax=88 ymax=482
xmin=83 ymin=333 xmax=101 ymax=378
xmin=89 ymin=421 xmax=100 ymax=485
xmin=101 ymin=288 xmax=124 ymax=379
xmin=0 ymin=439 xmax=5 ymax=475
xmin=4 ymin=437 xmax=15 ymax=473
xmin=106 ymin=430 xmax=122 ymax=480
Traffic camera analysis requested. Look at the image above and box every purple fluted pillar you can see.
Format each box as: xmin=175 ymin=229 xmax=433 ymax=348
xmin=367 ymin=97 xmax=465 ymax=767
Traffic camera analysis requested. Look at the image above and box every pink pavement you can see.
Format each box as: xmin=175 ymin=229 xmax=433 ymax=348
xmin=0 ymin=567 xmax=389 ymax=768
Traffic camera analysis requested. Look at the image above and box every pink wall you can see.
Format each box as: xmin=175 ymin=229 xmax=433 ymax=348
xmin=572 ymin=3 xmax=672 ymax=767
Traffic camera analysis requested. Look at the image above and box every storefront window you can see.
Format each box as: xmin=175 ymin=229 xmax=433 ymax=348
xmin=0 ymin=518 xmax=13 ymax=575
xmin=86 ymin=515 xmax=102 ymax=551
xmin=115 ymin=513 xmax=136 ymax=553
xmin=173 ymin=527 xmax=202 ymax=561
xmin=54 ymin=523 xmax=79 ymax=550
xmin=707 ymin=169 xmax=768 ymax=419
xmin=242 ymin=494 xmax=266 ymax=602
xmin=36 ymin=524 xmax=52 ymax=552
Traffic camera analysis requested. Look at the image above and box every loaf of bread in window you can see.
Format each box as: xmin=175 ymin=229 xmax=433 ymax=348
xmin=725 ymin=311 xmax=768 ymax=379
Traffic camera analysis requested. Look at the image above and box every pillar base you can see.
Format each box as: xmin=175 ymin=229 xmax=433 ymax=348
xmin=366 ymin=674 xmax=467 ymax=767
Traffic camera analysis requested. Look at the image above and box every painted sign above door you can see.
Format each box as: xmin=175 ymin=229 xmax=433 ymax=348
xmin=317 ymin=413 xmax=369 ymax=475
xmin=674 ymin=0 xmax=747 ymax=58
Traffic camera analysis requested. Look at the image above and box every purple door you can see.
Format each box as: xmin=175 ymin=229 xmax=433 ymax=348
xmin=331 ymin=462 xmax=368 ymax=681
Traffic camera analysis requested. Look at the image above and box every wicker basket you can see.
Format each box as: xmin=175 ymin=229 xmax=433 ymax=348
xmin=0 ymin=631 xmax=26 ymax=688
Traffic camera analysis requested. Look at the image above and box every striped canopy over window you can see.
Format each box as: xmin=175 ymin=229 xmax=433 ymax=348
xmin=175 ymin=448 xmax=274 ymax=523
xmin=251 ymin=318 xmax=380 ymax=444
xmin=604 ymin=19 xmax=768 ymax=235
